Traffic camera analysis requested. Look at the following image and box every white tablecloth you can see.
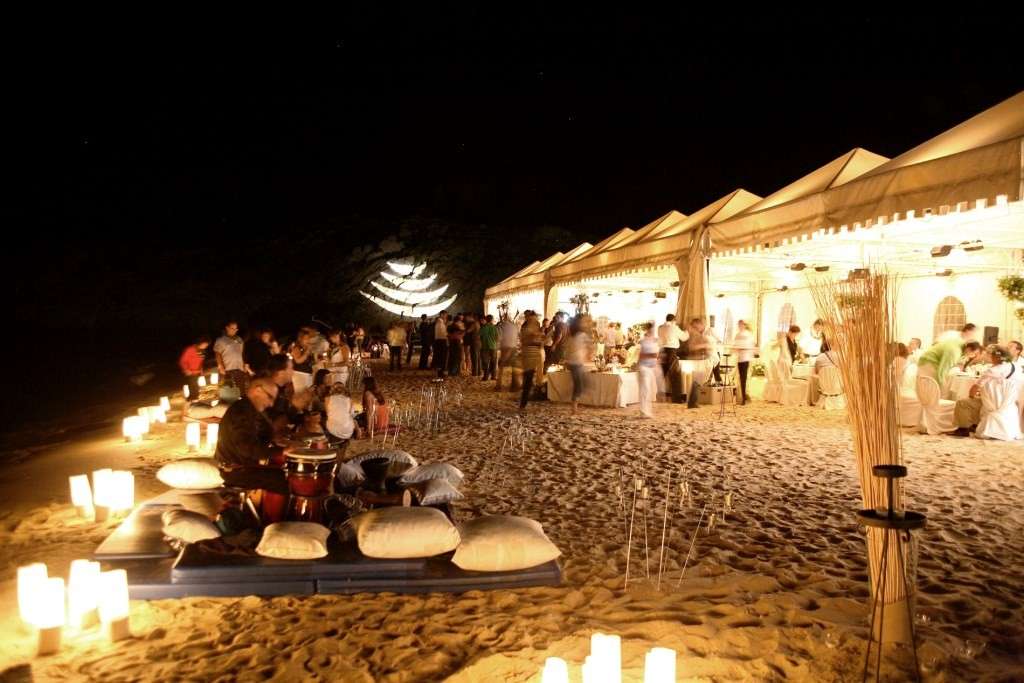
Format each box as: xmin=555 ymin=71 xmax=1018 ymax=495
xmin=945 ymin=373 xmax=976 ymax=401
xmin=792 ymin=363 xmax=813 ymax=379
xmin=547 ymin=369 xmax=639 ymax=407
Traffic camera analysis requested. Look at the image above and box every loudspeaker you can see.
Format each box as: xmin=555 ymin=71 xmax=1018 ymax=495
xmin=984 ymin=326 xmax=999 ymax=345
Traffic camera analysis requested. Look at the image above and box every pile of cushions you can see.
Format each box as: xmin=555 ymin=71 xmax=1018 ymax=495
xmin=157 ymin=459 xmax=225 ymax=544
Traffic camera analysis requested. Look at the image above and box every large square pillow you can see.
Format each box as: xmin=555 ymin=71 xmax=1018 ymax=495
xmin=351 ymin=507 xmax=460 ymax=559
xmin=161 ymin=509 xmax=221 ymax=544
xmin=157 ymin=458 xmax=224 ymax=490
xmin=452 ymin=515 xmax=561 ymax=572
xmin=336 ymin=461 xmax=366 ymax=488
xmin=409 ymin=478 xmax=464 ymax=506
xmin=256 ymin=522 xmax=331 ymax=560
xmin=349 ymin=449 xmax=418 ymax=468
xmin=399 ymin=463 xmax=464 ymax=486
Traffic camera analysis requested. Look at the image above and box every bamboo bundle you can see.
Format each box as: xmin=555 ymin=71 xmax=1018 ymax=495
xmin=808 ymin=271 xmax=912 ymax=643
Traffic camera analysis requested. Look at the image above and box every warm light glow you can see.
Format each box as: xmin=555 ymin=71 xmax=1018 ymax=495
xmin=122 ymin=417 xmax=142 ymax=441
xmin=380 ymin=270 xmax=438 ymax=290
xmin=370 ymin=280 xmax=450 ymax=304
xmin=34 ymin=577 xmax=66 ymax=629
xmin=541 ymin=657 xmax=570 ymax=683
xmin=68 ymin=560 xmax=101 ymax=629
xmin=146 ymin=406 xmax=166 ymax=424
xmin=589 ymin=633 xmax=622 ymax=683
xmin=69 ymin=475 xmax=94 ymax=516
xmin=198 ymin=376 xmax=207 ymax=388
xmin=92 ymin=469 xmax=113 ymax=507
xmin=186 ymin=422 xmax=201 ymax=450
xmin=206 ymin=423 xmax=219 ymax=451
xmin=360 ymin=291 xmax=458 ymax=318
xmin=183 ymin=383 xmax=190 ymax=399
xmin=160 ymin=396 xmax=171 ymax=411
xmin=643 ymin=647 xmax=677 ymax=683
xmin=98 ymin=569 xmax=130 ymax=622
xmin=209 ymin=372 xmax=219 ymax=385
xmin=17 ymin=563 xmax=48 ymax=624
xmin=386 ymin=261 xmax=427 ymax=276
xmin=107 ymin=471 xmax=134 ymax=512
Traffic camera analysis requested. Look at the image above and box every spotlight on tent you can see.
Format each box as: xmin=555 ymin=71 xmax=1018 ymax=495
xmin=715 ymin=293 xmax=725 ymax=298
xmin=961 ymin=240 xmax=984 ymax=252
xmin=849 ymin=268 xmax=870 ymax=280
xmin=777 ymin=285 xmax=789 ymax=292
xmin=654 ymin=292 xmax=666 ymax=299
xmin=814 ymin=265 xmax=830 ymax=272
xmin=592 ymin=292 xmax=600 ymax=298
xmin=936 ymin=269 xmax=953 ymax=277
xmin=669 ymin=281 xmax=680 ymax=288
xmin=789 ymin=263 xmax=806 ymax=271
xmin=930 ymin=245 xmax=953 ymax=258
xmin=622 ymin=290 xmax=631 ymax=294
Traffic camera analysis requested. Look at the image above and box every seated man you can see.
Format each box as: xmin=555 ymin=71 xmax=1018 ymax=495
xmin=215 ymin=377 xmax=289 ymax=494
xmin=952 ymin=345 xmax=1017 ymax=436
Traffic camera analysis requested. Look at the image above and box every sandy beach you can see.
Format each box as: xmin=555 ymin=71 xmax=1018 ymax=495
xmin=1 ymin=365 xmax=1022 ymax=682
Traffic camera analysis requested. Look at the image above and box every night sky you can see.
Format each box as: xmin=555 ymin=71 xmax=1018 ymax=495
xmin=8 ymin=11 xmax=1024 ymax=421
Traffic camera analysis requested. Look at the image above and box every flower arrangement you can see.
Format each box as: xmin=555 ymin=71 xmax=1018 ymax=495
xmin=997 ymin=275 xmax=1024 ymax=322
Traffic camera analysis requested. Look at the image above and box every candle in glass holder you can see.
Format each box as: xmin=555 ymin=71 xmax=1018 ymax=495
xmin=206 ymin=423 xmax=219 ymax=451
xmin=98 ymin=569 xmax=131 ymax=641
xmin=186 ymin=422 xmax=201 ymax=451
xmin=69 ymin=474 xmax=95 ymax=518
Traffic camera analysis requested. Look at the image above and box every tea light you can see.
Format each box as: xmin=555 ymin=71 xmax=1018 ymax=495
xmin=17 ymin=563 xmax=48 ymax=624
xmin=206 ymin=423 xmax=219 ymax=451
xmin=68 ymin=560 xmax=102 ymax=630
xmin=69 ymin=474 xmax=94 ymax=518
xmin=98 ymin=569 xmax=131 ymax=641
xmin=160 ymin=396 xmax=171 ymax=411
xmin=541 ymin=657 xmax=569 ymax=683
xmin=186 ymin=422 xmax=201 ymax=451
xmin=34 ymin=577 xmax=65 ymax=655
xmin=209 ymin=372 xmax=219 ymax=385
xmin=198 ymin=376 xmax=207 ymax=388
xmin=643 ymin=647 xmax=676 ymax=683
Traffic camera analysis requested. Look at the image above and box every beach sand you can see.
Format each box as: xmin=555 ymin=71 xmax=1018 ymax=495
xmin=0 ymin=366 xmax=1022 ymax=681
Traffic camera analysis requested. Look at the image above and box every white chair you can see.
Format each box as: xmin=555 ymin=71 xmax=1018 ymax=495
xmin=976 ymin=378 xmax=1023 ymax=441
xmin=763 ymin=356 xmax=783 ymax=403
xmin=896 ymin=360 xmax=921 ymax=427
xmin=776 ymin=359 xmax=808 ymax=406
xmin=816 ymin=366 xmax=846 ymax=410
xmin=916 ymin=375 xmax=956 ymax=435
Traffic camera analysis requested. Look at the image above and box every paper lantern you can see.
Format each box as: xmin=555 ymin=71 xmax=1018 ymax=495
xmin=186 ymin=422 xmax=201 ymax=451
xmin=68 ymin=560 xmax=101 ymax=629
xmin=541 ymin=657 xmax=569 ymax=683
xmin=35 ymin=577 xmax=66 ymax=655
xmin=643 ymin=647 xmax=676 ymax=683
xmin=137 ymin=407 xmax=148 ymax=418
xmin=206 ymin=423 xmax=219 ymax=451
xmin=146 ymin=406 xmax=166 ymax=424
xmin=198 ymin=376 xmax=207 ymax=388
xmin=92 ymin=468 xmax=113 ymax=519
xmin=107 ymin=471 xmax=134 ymax=513
xmin=588 ymin=633 xmax=622 ymax=683
xmin=69 ymin=475 xmax=94 ymax=517
xmin=122 ymin=416 xmax=145 ymax=442
xmin=209 ymin=372 xmax=219 ymax=385
xmin=160 ymin=396 xmax=171 ymax=411
xmin=183 ymin=383 xmax=190 ymax=399
xmin=98 ymin=569 xmax=131 ymax=641
xmin=17 ymin=563 xmax=48 ymax=624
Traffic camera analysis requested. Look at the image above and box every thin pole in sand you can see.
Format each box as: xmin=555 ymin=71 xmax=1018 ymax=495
xmin=675 ymin=501 xmax=709 ymax=588
xmin=657 ymin=471 xmax=672 ymax=590
xmin=624 ymin=477 xmax=640 ymax=589
xmin=642 ymin=485 xmax=651 ymax=578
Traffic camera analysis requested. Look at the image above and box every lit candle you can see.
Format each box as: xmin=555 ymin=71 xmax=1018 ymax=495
xmin=108 ymin=471 xmax=134 ymax=514
xmin=146 ymin=406 xmax=166 ymax=424
xmin=590 ymin=633 xmax=622 ymax=683
xmin=137 ymin=407 xmax=148 ymax=419
xmin=209 ymin=372 xmax=219 ymax=385
xmin=122 ymin=417 xmax=135 ymax=442
xmin=643 ymin=647 xmax=676 ymax=683
xmin=35 ymin=577 xmax=65 ymax=655
xmin=69 ymin=474 xmax=94 ymax=518
xmin=183 ymin=383 xmax=190 ymax=399
xmin=68 ymin=560 xmax=102 ymax=630
xmin=135 ymin=415 xmax=150 ymax=437
xmin=160 ymin=396 xmax=171 ymax=411
xmin=92 ymin=469 xmax=113 ymax=521
xmin=541 ymin=657 xmax=569 ymax=683
xmin=186 ymin=422 xmax=201 ymax=451
xmin=98 ymin=569 xmax=131 ymax=641
xmin=206 ymin=423 xmax=219 ymax=451
xmin=17 ymin=563 xmax=48 ymax=624
xmin=198 ymin=375 xmax=207 ymax=388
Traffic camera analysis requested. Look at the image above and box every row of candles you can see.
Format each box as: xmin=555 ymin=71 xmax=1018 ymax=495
xmin=122 ymin=396 xmax=219 ymax=452
xmin=540 ymin=634 xmax=676 ymax=682
xmin=17 ymin=561 xmax=131 ymax=655
xmin=69 ymin=470 xmax=134 ymax=522
xmin=183 ymin=372 xmax=219 ymax=400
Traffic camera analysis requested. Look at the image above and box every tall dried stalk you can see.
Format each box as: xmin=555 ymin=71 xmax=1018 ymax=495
xmin=808 ymin=272 xmax=911 ymax=639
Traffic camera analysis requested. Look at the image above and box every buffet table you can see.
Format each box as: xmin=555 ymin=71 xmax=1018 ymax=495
xmin=546 ymin=367 xmax=639 ymax=407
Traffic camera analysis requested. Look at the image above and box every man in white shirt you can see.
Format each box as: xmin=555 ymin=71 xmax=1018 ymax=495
xmin=637 ymin=323 xmax=660 ymax=418
xmin=215 ymin=321 xmax=247 ymax=392
xmin=495 ymin=313 xmax=520 ymax=391
xmin=907 ymin=337 xmax=923 ymax=363
xmin=657 ymin=314 xmax=688 ymax=404
xmin=386 ymin=321 xmax=408 ymax=371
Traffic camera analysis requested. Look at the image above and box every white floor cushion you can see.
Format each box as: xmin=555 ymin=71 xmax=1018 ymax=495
xmin=452 ymin=515 xmax=561 ymax=572
xmin=161 ymin=509 xmax=221 ymax=544
xmin=352 ymin=507 xmax=460 ymax=559
xmin=411 ymin=478 xmax=465 ymax=506
xmin=157 ymin=458 xmax=224 ymax=490
xmin=256 ymin=522 xmax=331 ymax=560
xmin=399 ymin=463 xmax=464 ymax=486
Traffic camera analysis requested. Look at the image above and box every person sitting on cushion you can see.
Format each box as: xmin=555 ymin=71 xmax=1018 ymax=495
xmin=951 ymin=345 xmax=1017 ymax=437
xmin=215 ymin=377 xmax=288 ymax=494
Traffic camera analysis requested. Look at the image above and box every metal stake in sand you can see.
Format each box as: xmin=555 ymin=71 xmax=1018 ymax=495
xmin=657 ymin=471 xmax=672 ymax=589
xmin=675 ymin=501 xmax=709 ymax=588
xmin=624 ymin=477 xmax=641 ymax=589
xmin=641 ymin=485 xmax=651 ymax=578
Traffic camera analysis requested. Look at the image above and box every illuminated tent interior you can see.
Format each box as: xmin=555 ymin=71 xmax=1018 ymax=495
xmin=486 ymin=91 xmax=1024 ymax=347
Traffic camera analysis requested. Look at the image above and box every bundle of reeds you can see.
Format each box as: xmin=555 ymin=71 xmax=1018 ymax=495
xmin=809 ymin=271 xmax=913 ymax=642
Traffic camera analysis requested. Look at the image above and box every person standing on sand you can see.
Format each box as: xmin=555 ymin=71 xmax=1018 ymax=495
xmin=496 ymin=312 xmax=519 ymax=391
xmin=479 ymin=314 xmax=499 ymax=381
xmin=418 ymin=314 xmax=434 ymax=369
xmin=565 ymin=316 xmax=594 ymax=415
xmin=433 ymin=311 xmax=449 ymax=378
xmin=518 ymin=311 xmax=545 ymax=412
xmin=215 ymin=321 xmax=248 ymax=393
xmin=179 ymin=336 xmax=210 ymax=403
